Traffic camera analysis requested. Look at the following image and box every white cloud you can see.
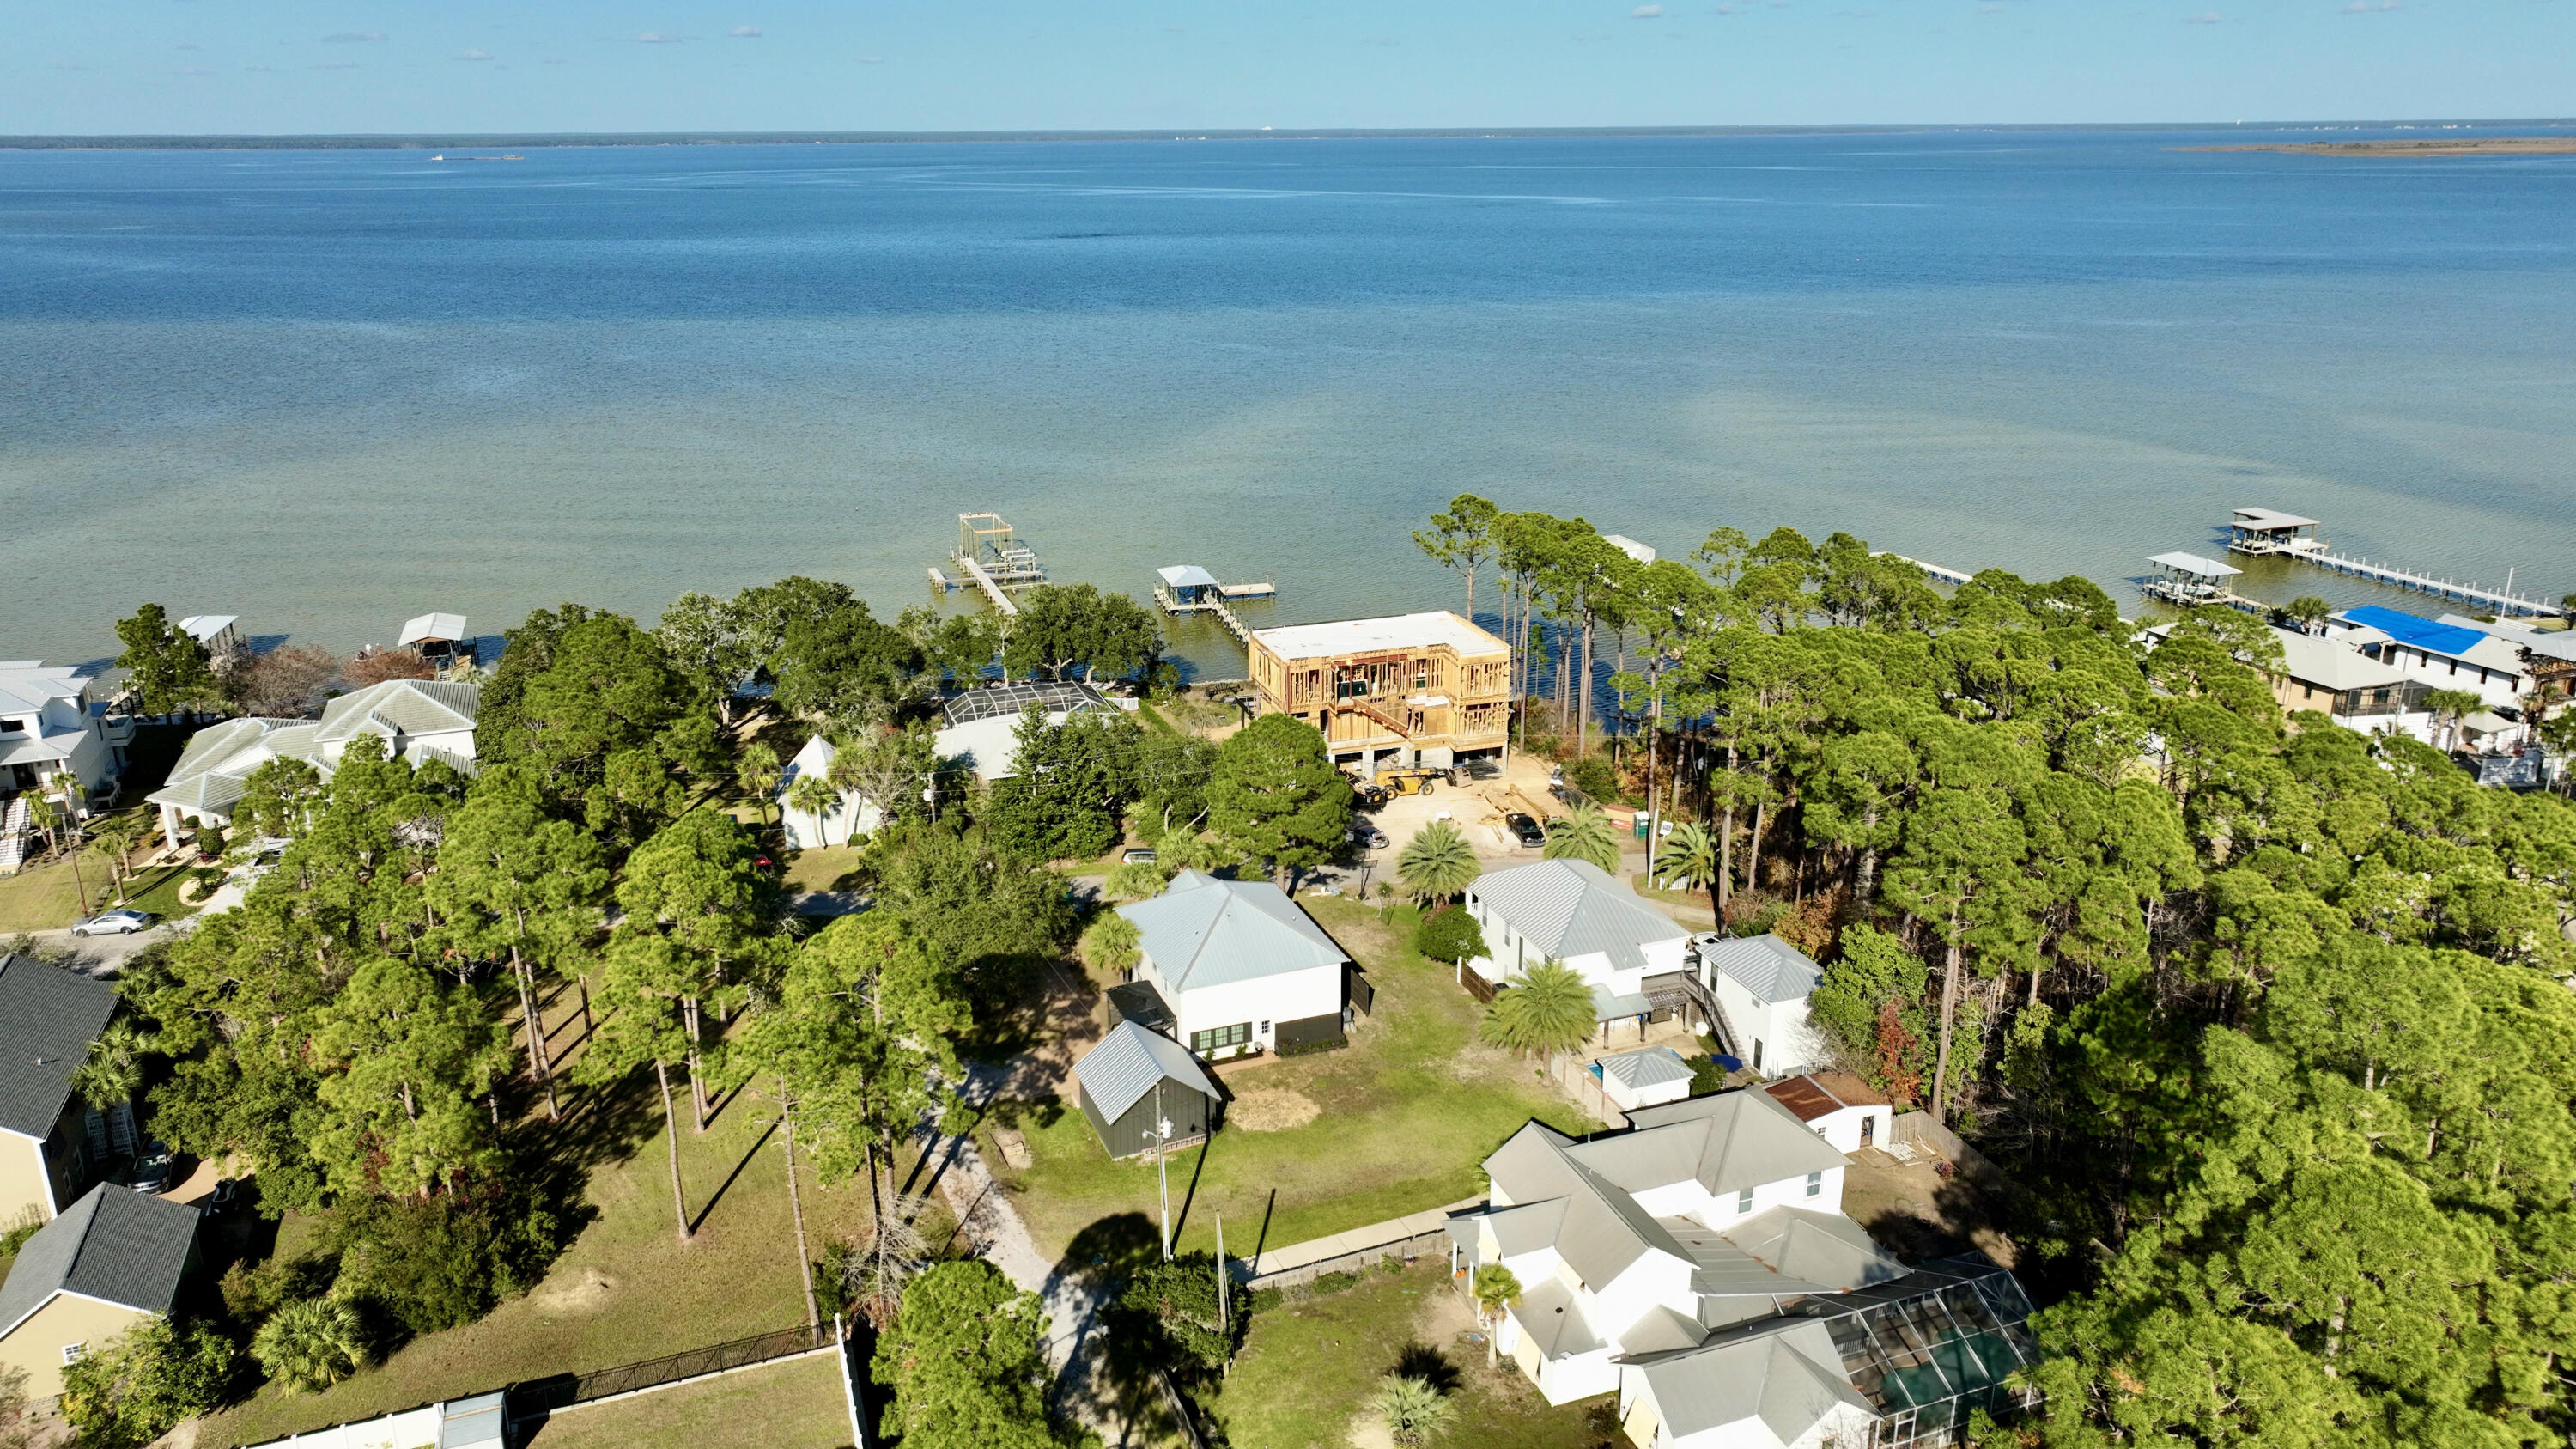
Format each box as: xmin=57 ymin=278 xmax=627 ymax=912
xmin=321 ymin=31 xmax=386 ymax=43
xmin=637 ymin=31 xmax=677 ymax=42
xmin=1631 ymin=3 xmax=1663 ymax=15
xmin=456 ymin=48 xmax=494 ymax=59
xmin=729 ymin=25 xmax=762 ymax=37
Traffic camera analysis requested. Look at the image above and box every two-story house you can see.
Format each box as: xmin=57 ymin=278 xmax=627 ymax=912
xmin=1449 ymin=1090 xmax=2039 ymax=1448
xmin=1114 ymin=870 xmax=1352 ymax=1058
xmin=1464 ymin=858 xmax=1694 ymax=1041
xmin=0 ymin=954 xmax=127 ymax=1227
xmin=0 ymin=662 xmax=131 ymax=800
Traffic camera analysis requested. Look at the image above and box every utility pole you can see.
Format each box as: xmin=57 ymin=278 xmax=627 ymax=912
xmin=1154 ymin=1080 xmax=1173 ymax=1262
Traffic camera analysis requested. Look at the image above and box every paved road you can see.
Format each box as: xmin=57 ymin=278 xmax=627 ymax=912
xmin=17 ymin=918 xmax=186 ymax=976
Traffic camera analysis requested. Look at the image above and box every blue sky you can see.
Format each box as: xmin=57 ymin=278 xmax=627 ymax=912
xmin=8 ymin=1 xmax=2571 ymax=135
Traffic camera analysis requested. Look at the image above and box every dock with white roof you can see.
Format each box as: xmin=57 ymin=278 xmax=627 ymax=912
xmin=2142 ymin=551 xmax=2262 ymax=614
xmin=1153 ymin=564 xmax=1273 ymax=643
xmin=2226 ymin=506 xmax=2564 ymax=618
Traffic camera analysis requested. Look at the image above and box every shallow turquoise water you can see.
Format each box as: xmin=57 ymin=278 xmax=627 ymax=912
xmin=1 ymin=131 xmax=2570 ymax=674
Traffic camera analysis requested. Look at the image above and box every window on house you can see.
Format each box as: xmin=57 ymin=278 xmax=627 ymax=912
xmin=63 ymin=1342 xmax=85 ymax=1364
xmin=1805 ymin=1171 xmax=1823 ymax=1198
xmin=1735 ymin=1187 xmax=1753 ymax=1214
xmin=1752 ymin=1039 xmax=1764 ymax=1070
xmin=1190 ymin=1022 xmax=1251 ymax=1053
xmin=1258 ymin=1020 xmax=1271 ymax=1035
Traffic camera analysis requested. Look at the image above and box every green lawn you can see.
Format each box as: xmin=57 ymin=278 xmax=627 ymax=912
xmin=199 ymin=977 xmax=946 ymax=1448
xmin=1215 ymin=1258 xmax=1613 ymax=1449
xmin=781 ymin=845 xmax=866 ymax=894
xmin=985 ymin=898 xmax=1601 ymax=1264
xmin=0 ymin=855 xmax=87 ymax=932
xmin=522 ymin=1351 xmax=854 ymax=1449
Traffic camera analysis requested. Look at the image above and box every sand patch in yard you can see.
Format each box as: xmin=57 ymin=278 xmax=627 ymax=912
xmin=530 ymin=1266 xmax=619 ymax=1314
xmin=1228 ymin=1087 xmax=1323 ymax=1132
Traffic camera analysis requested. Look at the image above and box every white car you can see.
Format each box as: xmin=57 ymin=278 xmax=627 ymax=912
xmin=71 ymin=909 xmax=155 ymax=936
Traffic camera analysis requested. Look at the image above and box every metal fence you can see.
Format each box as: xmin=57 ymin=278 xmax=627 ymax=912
xmin=513 ymin=1323 xmax=834 ymax=1416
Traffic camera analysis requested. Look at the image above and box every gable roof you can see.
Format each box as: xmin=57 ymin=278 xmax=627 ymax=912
xmin=0 ymin=955 xmax=118 ymax=1139
xmin=2271 ymin=628 xmax=2409 ymax=693
xmin=0 ymin=1185 xmax=198 ymax=1338
xmin=1156 ymin=564 xmax=1219 ymax=589
xmin=149 ymin=719 xmax=329 ymax=816
xmin=1072 ymin=1020 xmax=1221 ymax=1123
xmin=1583 ymin=1090 xmax=1850 ymax=1196
xmin=0 ymin=664 xmax=89 ymax=716
xmin=1635 ymin=1318 xmax=1874 ymax=1445
xmin=1118 ymin=873 xmax=1348 ymax=992
xmin=1697 ymin=934 xmax=1824 ymax=1004
xmin=1471 ymin=859 xmax=1689 ymax=975
xmin=313 ymin=679 xmax=481 ymax=746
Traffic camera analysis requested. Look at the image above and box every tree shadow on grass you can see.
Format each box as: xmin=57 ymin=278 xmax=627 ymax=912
xmin=1389 ymin=1340 xmax=1463 ymax=1395
xmin=1064 ymin=1212 xmax=1171 ymax=1445
xmin=689 ymin=1117 xmax=781 ymax=1236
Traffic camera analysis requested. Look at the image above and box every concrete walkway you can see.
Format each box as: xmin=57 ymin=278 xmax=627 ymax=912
xmin=1240 ymin=1196 xmax=1485 ymax=1282
xmin=919 ymin=1062 xmax=1118 ymax=1434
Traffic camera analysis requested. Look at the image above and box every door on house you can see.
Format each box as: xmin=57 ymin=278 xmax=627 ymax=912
xmin=1859 ymin=1114 xmax=1874 ymax=1148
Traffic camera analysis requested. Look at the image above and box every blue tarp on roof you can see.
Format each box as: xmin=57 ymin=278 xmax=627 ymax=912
xmin=2345 ymin=606 xmax=2488 ymax=659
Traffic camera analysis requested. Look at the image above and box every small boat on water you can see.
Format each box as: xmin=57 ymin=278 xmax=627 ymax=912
xmin=431 ymin=153 xmax=445 ymax=161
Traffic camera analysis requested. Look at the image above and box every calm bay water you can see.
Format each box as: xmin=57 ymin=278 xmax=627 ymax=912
xmin=2 ymin=131 xmax=2571 ymax=677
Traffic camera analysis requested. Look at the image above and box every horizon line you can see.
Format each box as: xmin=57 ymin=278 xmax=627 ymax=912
xmin=6 ymin=118 xmax=2576 ymax=151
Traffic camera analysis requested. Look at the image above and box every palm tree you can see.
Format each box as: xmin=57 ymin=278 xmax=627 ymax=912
xmin=1373 ymin=1373 xmax=1455 ymax=1448
xmin=2423 ymin=688 xmax=2483 ymax=752
xmin=1470 ymin=1264 xmax=1522 ymax=1366
xmin=88 ymin=815 xmax=147 ymax=906
xmin=735 ymin=742 xmax=783 ymax=828
xmin=1081 ymin=911 xmax=1142 ymax=977
xmin=1653 ymin=821 xmax=1722 ymax=921
xmin=784 ymin=773 xmax=838 ymax=837
xmin=1479 ymin=959 xmax=1597 ymax=1060
xmin=2282 ymin=596 xmax=2331 ymax=635
xmin=1396 ymin=820 xmax=1480 ymax=906
xmin=1541 ymin=802 xmax=1622 ymax=875
xmin=252 ymin=1296 xmax=366 ymax=1394
xmin=70 ymin=1020 xmax=149 ymax=1112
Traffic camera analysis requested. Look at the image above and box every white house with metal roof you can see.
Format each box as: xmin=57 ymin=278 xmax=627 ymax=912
xmin=1451 ymin=1091 xmax=2043 ymax=1446
xmin=1463 ymin=858 xmax=1693 ymax=1035
xmin=1694 ymin=935 xmax=1827 ymax=1077
xmin=1115 ymin=870 xmax=1351 ymax=1058
xmin=1449 ymin=1089 xmax=1888 ymax=1407
xmin=149 ymin=679 xmax=479 ymax=846
xmin=0 ymin=662 xmax=129 ymax=799
xmin=1595 ymin=1046 xmax=1696 ymax=1112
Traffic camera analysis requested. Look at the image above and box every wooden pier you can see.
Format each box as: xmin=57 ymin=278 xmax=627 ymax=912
xmin=957 ymin=554 xmax=1021 ymax=618
xmin=1874 ymin=552 xmax=1976 ymax=588
xmin=937 ymin=512 xmax=1045 ymax=616
xmin=2225 ymin=506 xmax=2563 ymax=618
xmin=1154 ymin=565 xmax=1271 ymax=643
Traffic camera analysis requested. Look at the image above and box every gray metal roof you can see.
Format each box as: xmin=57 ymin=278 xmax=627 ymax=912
xmin=1696 ymin=934 xmax=1824 ymax=1004
xmin=1511 ymin=1275 xmax=1603 ymax=1360
xmin=150 ymin=719 xmax=329 ymax=816
xmin=1635 ymin=1318 xmax=1872 ymax=1442
xmin=1470 ymin=859 xmax=1690 ymax=976
xmin=1118 ymin=873 xmax=1347 ymax=992
xmin=314 ymin=679 xmax=481 ymax=746
xmin=1714 ymin=1207 xmax=1907 ymax=1293
xmin=1580 ymin=1089 xmax=1848 ymax=1199
xmin=0 ymin=1185 xmax=199 ymax=1337
xmin=398 ymin=612 xmax=469 ymax=646
xmin=2148 ymin=551 xmax=2240 ymax=579
xmin=1071 ymin=1020 xmax=1220 ymax=1124
xmin=1600 ymin=1047 xmax=1696 ymax=1092
xmin=0 ymin=955 xmax=118 ymax=1139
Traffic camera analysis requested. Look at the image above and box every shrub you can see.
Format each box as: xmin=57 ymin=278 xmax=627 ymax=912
xmin=251 ymin=1297 xmax=366 ymax=1394
xmin=1564 ymin=757 xmax=1622 ymax=805
xmin=59 ymin=1318 xmax=237 ymax=1449
xmin=329 ymin=1191 xmax=560 ymax=1336
xmin=1374 ymin=1373 xmax=1455 ymax=1447
xmin=1413 ymin=905 xmax=1487 ymax=965
xmin=1310 ymin=1270 xmax=1359 ymax=1296
xmin=0 ymin=1207 xmax=42 ymax=1258
xmin=1249 ymin=1287 xmax=1284 ymax=1313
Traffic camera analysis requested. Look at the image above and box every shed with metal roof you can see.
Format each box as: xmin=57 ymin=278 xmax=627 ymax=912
xmin=1071 ymin=1020 xmax=1224 ymax=1160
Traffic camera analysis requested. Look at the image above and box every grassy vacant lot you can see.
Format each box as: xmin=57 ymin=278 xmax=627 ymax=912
xmin=986 ymin=897 xmax=1601 ymax=1265
xmin=522 ymin=1351 xmax=854 ymax=1449
xmin=0 ymin=855 xmax=86 ymax=932
xmin=200 ymin=978 xmax=944 ymax=1448
xmin=1216 ymin=1257 xmax=1613 ymax=1449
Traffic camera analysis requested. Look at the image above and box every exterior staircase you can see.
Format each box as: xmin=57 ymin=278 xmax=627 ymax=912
xmin=0 ymin=796 xmax=28 ymax=876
